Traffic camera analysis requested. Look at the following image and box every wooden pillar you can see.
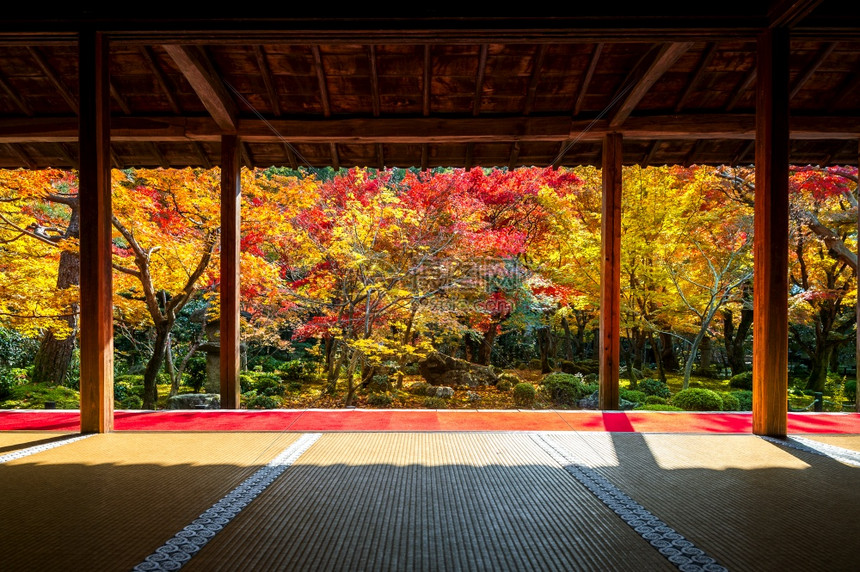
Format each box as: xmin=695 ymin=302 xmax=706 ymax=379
xmin=753 ymin=28 xmax=790 ymax=437
xmin=599 ymin=133 xmax=622 ymax=410
xmin=78 ymin=30 xmax=113 ymax=433
xmin=220 ymin=134 xmax=241 ymax=409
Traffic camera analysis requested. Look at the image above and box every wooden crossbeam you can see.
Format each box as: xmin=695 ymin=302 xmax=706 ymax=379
xmin=641 ymin=139 xmax=661 ymax=166
xmin=423 ymin=45 xmax=431 ymax=117
xmin=193 ymin=141 xmax=211 ymax=168
xmin=0 ymin=70 xmax=33 ymax=116
xmin=683 ymin=139 xmax=708 ymax=166
xmin=139 ymin=46 xmax=182 ymax=115
xmin=254 ymin=45 xmax=281 ymax=117
xmin=609 ymin=42 xmax=693 ymax=128
xmin=826 ymin=63 xmax=860 ymax=112
xmin=573 ymin=43 xmax=602 ymax=117
xmin=726 ymin=68 xmax=757 ymax=112
xmin=329 ymin=142 xmax=339 ymax=169
xmin=523 ymin=45 xmax=547 ymax=116
xmin=675 ymin=43 xmax=716 ymax=113
xmin=28 ymin=47 xmax=78 ymax=114
xmin=473 ymin=44 xmax=488 ymax=117
xmin=162 ymin=44 xmax=237 ymax=132
xmin=4 ymin=143 xmax=35 ymax=168
xmin=421 ymin=143 xmax=428 ymax=171
xmin=312 ymin=45 xmax=331 ymax=118
xmin=368 ymin=45 xmax=380 ymax=117
xmin=732 ymin=140 xmax=755 ymax=165
xmin=55 ymin=142 xmax=78 ymax=168
xmin=465 ymin=143 xmax=473 ymax=169
xmin=508 ymin=141 xmax=521 ymax=169
xmin=110 ymin=80 xmax=131 ymax=115
xmin=283 ymin=143 xmax=298 ymax=170
xmin=376 ymin=143 xmax=384 ymax=170
xmin=148 ymin=142 xmax=168 ymax=168
xmin=789 ymin=42 xmax=836 ymax=100
xmin=768 ymin=0 xmax=824 ymax=28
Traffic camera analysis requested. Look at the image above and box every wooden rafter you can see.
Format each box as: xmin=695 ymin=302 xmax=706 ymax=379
xmin=148 ymin=142 xmax=168 ymax=168
xmin=110 ymin=80 xmax=131 ymax=115
xmin=312 ymin=45 xmax=331 ymax=118
xmin=139 ymin=46 xmax=182 ymax=115
xmin=573 ymin=43 xmax=602 ymax=117
xmin=523 ymin=45 xmax=547 ymax=116
xmin=240 ymin=140 xmax=252 ymax=168
xmin=609 ymin=42 xmax=693 ymax=128
xmin=683 ymin=139 xmax=708 ymax=166
xmin=55 ymin=142 xmax=78 ymax=168
xmin=4 ymin=143 xmax=35 ymax=168
xmin=508 ymin=141 xmax=521 ymax=169
xmin=675 ymin=43 xmax=716 ymax=113
xmin=0 ymin=71 xmax=32 ymax=116
xmin=465 ymin=143 xmax=474 ymax=170
xmin=368 ymin=45 xmax=380 ymax=117
xmin=768 ymin=0 xmax=824 ymax=28
xmin=726 ymin=67 xmax=757 ymax=112
xmin=826 ymin=63 xmax=860 ymax=112
xmin=641 ymin=139 xmax=661 ymax=166
xmin=423 ymin=45 xmax=431 ymax=117
xmin=376 ymin=143 xmax=384 ymax=170
xmin=193 ymin=141 xmax=211 ymax=168
xmin=163 ymin=45 xmax=237 ymax=132
xmin=732 ymin=140 xmax=755 ymax=165
xmin=421 ymin=144 xmax=428 ymax=171
xmin=789 ymin=42 xmax=836 ymax=100
xmin=27 ymin=47 xmax=78 ymax=114
xmin=329 ymin=142 xmax=339 ymax=169
xmin=254 ymin=45 xmax=281 ymax=116
xmin=283 ymin=143 xmax=297 ymax=170
xmin=473 ymin=44 xmax=488 ymax=117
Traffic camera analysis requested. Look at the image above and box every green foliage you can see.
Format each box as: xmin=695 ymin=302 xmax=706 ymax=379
xmin=671 ymin=388 xmax=724 ymax=411
xmin=248 ymin=354 xmax=284 ymax=373
xmin=527 ymin=359 xmax=543 ymax=370
xmin=408 ymin=382 xmax=431 ymax=396
xmin=620 ymin=389 xmax=647 ymax=404
xmin=0 ymin=383 xmax=79 ymax=409
xmin=368 ymin=374 xmax=391 ymax=393
xmin=513 ymin=382 xmax=536 ymax=407
xmin=639 ymin=378 xmax=671 ymax=398
xmin=0 ymin=368 xmax=27 ymax=400
xmin=423 ymin=396 xmax=447 ymax=409
xmin=496 ymin=372 xmax=519 ymax=392
xmin=719 ymin=392 xmax=741 ymax=411
xmin=0 ymin=328 xmax=38 ymax=370
xmin=635 ymin=404 xmax=684 ymax=411
xmin=540 ymin=372 xmax=588 ymax=406
xmin=245 ymin=372 xmax=286 ymax=397
xmin=185 ymin=355 xmax=207 ymax=393
xmin=560 ymin=360 xmax=598 ymax=375
xmin=732 ymin=390 xmax=753 ymax=411
xmin=582 ymin=382 xmax=599 ymax=395
xmin=645 ymin=395 xmax=667 ymax=405
xmin=245 ymin=394 xmax=281 ymax=409
xmin=286 ymin=381 xmax=303 ymax=393
xmin=367 ymin=393 xmax=393 ymax=407
xmin=114 ymin=379 xmax=138 ymax=402
xmin=845 ymin=380 xmax=856 ymax=401
xmin=119 ymin=395 xmax=144 ymax=409
xmin=278 ymin=360 xmax=316 ymax=383
xmin=729 ymin=371 xmax=753 ymax=390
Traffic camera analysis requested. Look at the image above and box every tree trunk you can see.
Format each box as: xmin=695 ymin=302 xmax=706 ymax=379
xmin=476 ymin=322 xmax=498 ymax=366
xmin=537 ymin=326 xmax=553 ymax=374
xmin=344 ymin=350 xmax=361 ymax=406
xmin=723 ymin=304 xmax=753 ymax=376
xmin=699 ymin=335 xmax=712 ymax=371
xmin=659 ymin=331 xmax=679 ymax=372
xmin=650 ymin=333 xmax=667 ymax=383
xmin=806 ymin=344 xmax=833 ymax=392
xmin=560 ymin=316 xmax=575 ymax=361
xmin=31 ymin=249 xmax=80 ymax=385
xmin=142 ymin=322 xmax=172 ymax=409
xmin=165 ymin=332 xmax=179 ymax=397
xmin=326 ymin=341 xmax=346 ymax=394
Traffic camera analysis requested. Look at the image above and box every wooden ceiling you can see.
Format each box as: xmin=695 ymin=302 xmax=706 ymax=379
xmin=0 ymin=4 xmax=858 ymax=170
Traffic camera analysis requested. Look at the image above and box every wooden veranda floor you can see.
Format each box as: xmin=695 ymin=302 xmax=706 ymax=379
xmin=1 ymin=429 xmax=858 ymax=571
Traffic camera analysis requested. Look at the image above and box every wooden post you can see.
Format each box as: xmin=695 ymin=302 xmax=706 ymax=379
xmin=599 ymin=133 xmax=622 ymax=410
xmin=220 ymin=134 xmax=241 ymax=409
xmin=78 ymin=30 xmax=113 ymax=433
xmin=753 ymin=28 xmax=790 ymax=437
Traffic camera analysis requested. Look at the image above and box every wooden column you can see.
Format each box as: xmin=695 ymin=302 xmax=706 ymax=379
xmin=599 ymin=133 xmax=622 ymax=410
xmin=220 ymin=134 xmax=241 ymax=409
xmin=78 ymin=30 xmax=113 ymax=433
xmin=753 ymin=28 xmax=790 ymax=437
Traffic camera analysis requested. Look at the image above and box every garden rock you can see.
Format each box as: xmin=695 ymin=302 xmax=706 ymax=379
xmin=166 ymin=393 xmax=221 ymax=410
xmin=577 ymin=391 xmax=637 ymax=410
xmin=466 ymin=391 xmax=481 ymax=402
xmin=426 ymin=385 xmax=454 ymax=398
xmin=418 ymin=352 xmax=497 ymax=387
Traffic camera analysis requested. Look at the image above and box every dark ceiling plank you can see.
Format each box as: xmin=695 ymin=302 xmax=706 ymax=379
xmin=254 ymin=45 xmax=281 ymax=117
xmin=769 ymin=0 xmax=824 ymax=28
xmin=675 ymin=43 xmax=716 ymax=113
xmin=162 ymin=44 xmax=237 ymax=132
xmin=110 ymin=80 xmax=132 ymax=115
xmin=683 ymin=139 xmax=708 ymax=166
xmin=726 ymin=67 xmax=757 ymax=111
xmin=312 ymin=45 xmax=331 ymax=118
xmin=732 ymin=140 xmax=755 ymax=165
xmin=421 ymin=143 xmax=428 ymax=171
xmin=473 ymin=44 xmax=488 ymax=116
xmin=193 ymin=141 xmax=211 ymax=168
xmin=329 ymin=142 xmax=339 ymax=169
xmin=240 ymin=140 xmax=252 ymax=168
xmin=376 ymin=143 xmax=384 ymax=170
xmin=55 ymin=142 xmax=78 ymax=168
xmin=552 ymin=140 xmax=570 ymax=168
xmin=641 ymin=139 xmax=661 ymax=166
xmin=148 ymin=142 xmax=169 ymax=168
xmin=0 ymin=71 xmax=33 ymax=116
xmin=508 ymin=141 xmax=521 ymax=169
xmin=283 ymin=143 xmax=297 ymax=170
xmin=139 ymin=46 xmax=182 ymax=115
xmin=609 ymin=42 xmax=694 ymax=128
xmin=4 ymin=143 xmax=35 ymax=168
xmin=27 ymin=47 xmax=78 ymax=114
xmin=465 ymin=143 xmax=474 ymax=170
xmin=523 ymin=45 xmax=547 ymax=116
xmin=423 ymin=45 xmax=431 ymax=117
xmin=789 ymin=42 xmax=836 ymax=100
xmin=368 ymin=45 xmax=380 ymax=117
xmin=825 ymin=62 xmax=860 ymax=112
xmin=573 ymin=43 xmax=602 ymax=117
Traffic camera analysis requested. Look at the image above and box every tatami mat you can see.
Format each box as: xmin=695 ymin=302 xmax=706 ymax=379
xmin=797 ymin=434 xmax=860 ymax=453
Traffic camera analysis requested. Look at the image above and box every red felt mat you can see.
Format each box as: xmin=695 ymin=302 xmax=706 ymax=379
xmin=1 ymin=409 xmax=859 ymax=433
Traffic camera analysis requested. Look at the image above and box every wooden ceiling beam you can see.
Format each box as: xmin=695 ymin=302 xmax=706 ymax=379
xmin=368 ymin=45 xmax=380 ymax=117
xmin=573 ymin=43 xmax=602 ymax=117
xmin=193 ymin=141 xmax=211 ymax=168
xmin=683 ymin=139 xmax=708 ymax=166
xmin=641 ymin=139 xmax=661 ymax=166
xmin=240 ymin=140 xmax=252 ymax=169
xmin=789 ymin=42 xmax=836 ymax=100
xmin=148 ymin=142 xmax=169 ymax=168
xmin=329 ymin=142 xmax=339 ymax=170
xmin=465 ymin=143 xmax=473 ymax=170
xmin=27 ymin=47 xmax=78 ymax=114
xmin=254 ymin=45 xmax=281 ymax=117
xmin=283 ymin=143 xmax=298 ymax=170
xmin=55 ymin=142 xmax=78 ymax=168
xmin=675 ymin=43 xmax=716 ymax=113
xmin=423 ymin=45 xmax=431 ymax=117
xmin=508 ymin=141 xmax=521 ymax=169
xmin=523 ymin=45 xmax=547 ymax=116
xmin=726 ymin=67 xmax=757 ymax=111
xmin=162 ymin=44 xmax=237 ymax=132
xmin=731 ymin=140 xmax=755 ymax=165
xmin=825 ymin=63 xmax=860 ymax=112
xmin=3 ymin=114 xmax=859 ymax=144
xmin=139 ymin=46 xmax=182 ymax=115
xmin=4 ymin=143 xmax=35 ymax=169
xmin=768 ymin=0 xmax=824 ymax=28
xmin=0 ymin=71 xmax=33 ymax=116
xmin=110 ymin=80 xmax=131 ymax=115
xmin=376 ymin=143 xmax=384 ymax=170
xmin=609 ymin=42 xmax=693 ymax=128
xmin=312 ymin=45 xmax=332 ymax=118
xmin=421 ymin=144 xmax=428 ymax=171
xmin=473 ymin=44 xmax=488 ymax=116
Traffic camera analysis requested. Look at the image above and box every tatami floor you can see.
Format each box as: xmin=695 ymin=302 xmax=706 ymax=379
xmin=1 ymin=428 xmax=858 ymax=572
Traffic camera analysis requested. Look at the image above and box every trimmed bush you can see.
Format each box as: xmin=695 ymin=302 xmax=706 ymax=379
xmin=639 ymin=378 xmax=671 ymax=398
xmin=845 ymin=380 xmax=856 ymax=401
xmin=645 ymin=395 xmax=667 ymax=405
xmin=278 ymin=360 xmax=315 ymax=383
xmin=732 ymin=390 xmax=753 ymax=411
xmin=246 ymin=394 xmax=280 ymax=409
xmin=113 ymin=379 xmax=137 ymax=402
xmin=119 ymin=395 xmax=143 ymax=409
xmin=367 ymin=393 xmax=393 ymax=407
xmin=671 ymin=388 xmax=724 ymax=411
xmin=540 ymin=373 xmax=588 ymax=406
xmin=620 ymin=389 xmax=647 ymax=404
xmin=423 ymin=396 xmax=447 ymax=409
xmin=527 ymin=358 xmax=543 ymax=370
xmin=368 ymin=375 xmax=391 ymax=393
xmin=246 ymin=372 xmax=286 ymax=397
xmin=513 ymin=383 xmax=536 ymax=407
xmin=635 ymin=404 xmax=684 ymax=411
xmin=719 ymin=392 xmax=740 ymax=411
xmin=408 ymin=381 xmax=431 ymax=396
xmin=729 ymin=371 xmax=753 ymax=390
xmin=286 ymin=381 xmax=303 ymax=393
xmin=496 ymin=372 xmax=519 ymax=392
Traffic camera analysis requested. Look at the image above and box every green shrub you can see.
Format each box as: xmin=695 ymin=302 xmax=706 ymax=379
xmin=185 ymin=356 xmax=207 ymax=392
xmin=245 ymin=372 xmax=286 ymax=397
xmin=496 ymin=372 xmax=519 ymax=392
xmin=671 ymin=388 xmax=724 ymax=411
xmin=620 ymin=389 xmax=647 ymax=404
xmin=729 ymin=371 xmax=753 ymax=390
xmin=246 ymin=394 xmax=280 ymax=409
xmin=719 ymin=392 xmax=740 ymax=411
xmin=113 ymin=379 xmax=137 ymax=402
xmin=367 ymin=393 xmax=393 ymax=407
xmin=119 ymin=395 xmax=143 ymax=409
xmin=845 ymin=380 xmax=856 ymax=401
xmin=278 ymin=360 xmax=315 ymax=383
xmin=639 ymin=378 xmax=671 ymax=398
xmin=423 ymin=396 xmax=447 ymax=409
xmin=408 ymin=381 xmax=431 ymax=396
xmin=527 ymin=358 xmax=543 ymax=370
xmin=635 ymin=404 xmax=684 ymax=411
xmin=732 ymin=390 xmax=753 ymax=411
xmin=286 ymin=381 xmax=303 ymax=393
xmin=368 ymin=374 xmax=391 ymax=393
xmin=582 ymin=382 xmax=599 ymax=395
xmin=540 ymin=372 xmax=588 ymax=406
xmin=645 ymin=395 xmax=667 ymax=405
xmin=560 ymin=361 xmax=598 ymax=375
xmin=513 ymin=383 xmax=536 ymax=407
xmin=240 ymin=373 xmax=255 ymax=393
xmin=0 ymin=368 xmax=27 ymax=400
xmin=622 ymin=367 xmax=643 ymax=381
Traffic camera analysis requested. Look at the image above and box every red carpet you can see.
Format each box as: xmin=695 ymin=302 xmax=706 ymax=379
xmin=1 ymin=409 xmax=859 ymax=433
